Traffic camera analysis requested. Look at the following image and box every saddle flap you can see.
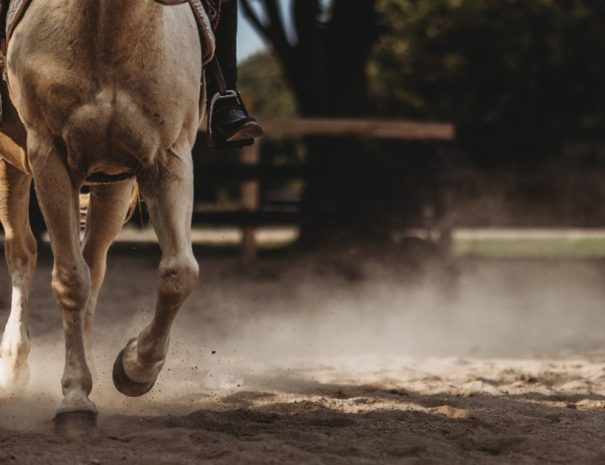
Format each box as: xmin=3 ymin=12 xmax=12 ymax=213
xmin=5 ymin=0 xmax=30 ymax=42
xmin=188 ymin=0 xmax=216 ymax=65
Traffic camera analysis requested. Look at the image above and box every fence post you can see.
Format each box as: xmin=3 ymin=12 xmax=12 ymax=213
xmin=240 ymin=141 xmax=260 ymax=263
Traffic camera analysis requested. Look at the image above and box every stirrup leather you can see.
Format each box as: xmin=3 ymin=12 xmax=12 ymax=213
xmin=206 ymin=90 xmax=254 ymax=149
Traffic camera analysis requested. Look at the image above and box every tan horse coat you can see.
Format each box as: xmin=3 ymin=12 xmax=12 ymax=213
xmin=0 ymin=0 xmax=203 ymax=429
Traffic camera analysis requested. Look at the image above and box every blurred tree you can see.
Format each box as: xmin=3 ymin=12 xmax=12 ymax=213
xmin=238 ymin=51 xmax=297 ymax=116
xmin=238 ymin=51 xmax=306 ymax=208
xmin=241 ymin=0 xmax=605 ymax=245
xmin=367 ymin=0 xmax=605 ymax=228
xmin=371 ymin=0 xmax=605 ymax=168
xmin=240 ymin=0 xmax=379 ymax=116
xmin=240 ymin=0 xmax=383 ymax=249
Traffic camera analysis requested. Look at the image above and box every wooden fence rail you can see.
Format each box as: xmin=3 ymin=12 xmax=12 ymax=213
xmin=260 ymin=118 xmax=455 ymax=140
xmin=200 ymin=117 xmax=455 ymax=261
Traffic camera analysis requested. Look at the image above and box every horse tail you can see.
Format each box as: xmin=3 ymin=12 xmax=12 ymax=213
xmin=124 ymin=181 xmax=141 ymax=225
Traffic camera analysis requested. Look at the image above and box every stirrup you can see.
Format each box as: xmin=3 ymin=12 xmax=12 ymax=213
xmin=206 ymin=90 xmax=255 ymax=149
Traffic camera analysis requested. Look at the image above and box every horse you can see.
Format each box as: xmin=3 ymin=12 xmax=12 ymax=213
xmin=0 ymin=0 xmax=204 ymax=432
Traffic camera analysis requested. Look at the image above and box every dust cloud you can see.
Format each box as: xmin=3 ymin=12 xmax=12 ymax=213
xmin=6 ymin=252 xmax=604 ymax=405
xmin=1 ymin=250 xmax=605 ymax=463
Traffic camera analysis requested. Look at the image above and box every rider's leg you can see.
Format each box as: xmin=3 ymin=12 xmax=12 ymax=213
xmin=207 ymin=0 xmax=263 ymax=145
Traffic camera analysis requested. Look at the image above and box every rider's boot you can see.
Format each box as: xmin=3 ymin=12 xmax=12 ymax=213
xmin=207 ymin=0 xmax=263 ymax=148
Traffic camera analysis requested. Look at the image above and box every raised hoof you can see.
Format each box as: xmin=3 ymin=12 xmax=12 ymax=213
xmin=54 ymin=410 xmax=97 ymax=439
xmin=112 ymin=348 xmax=156 ymax=397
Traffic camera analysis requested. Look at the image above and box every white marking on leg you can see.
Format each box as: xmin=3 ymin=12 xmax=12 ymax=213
xmin=0 ymin=272 xmax=32 ymax=391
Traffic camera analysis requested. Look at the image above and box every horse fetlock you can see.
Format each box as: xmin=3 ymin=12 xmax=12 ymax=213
xmin=61 ymin=366 xmax=93 ymax=397
xmin=121 ymin=338 xmax=166 ymax=384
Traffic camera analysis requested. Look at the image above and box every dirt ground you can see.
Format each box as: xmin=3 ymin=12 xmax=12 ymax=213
xmin=3 ymin=246 xmax=605 ymax=464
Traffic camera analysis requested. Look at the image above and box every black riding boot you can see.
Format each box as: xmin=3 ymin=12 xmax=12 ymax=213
xmin=207 ymin=0 xmax=263 ymax=147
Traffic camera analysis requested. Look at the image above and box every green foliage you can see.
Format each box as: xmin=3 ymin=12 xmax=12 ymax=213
xmin=234 ymin=1 xmax=605 ymax=243
xmin=238 ymin=51 xmax=297 ymax=117
xmin=238 ymin=51 xmax=304 ymax=197
xmin=242 ymin=1 xmax=605 ymax=135
xmin=239 ymin=0 xmax=605 ymax=172
xmin=371 ymin=0 xmax=605 ymax=132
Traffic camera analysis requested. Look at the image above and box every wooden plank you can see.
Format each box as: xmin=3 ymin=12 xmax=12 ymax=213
xmin=259 ymin=118 xmax=455 ymax=141
xmin=240 ymin=144 xmax=261 ymax=263
xmin=191 ymin=211 xmax=605 ymax=229
xmin=196 ymin=164 xmax=304 ymax=181
xmin=192 ymin=211 xmax=301 ymax=226
xmin=197 ymin=166 xmax=605 ymax=184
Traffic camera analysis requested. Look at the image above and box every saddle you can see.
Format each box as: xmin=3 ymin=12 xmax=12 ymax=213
xmin=0 ymin=0 xmax=220 ymax=127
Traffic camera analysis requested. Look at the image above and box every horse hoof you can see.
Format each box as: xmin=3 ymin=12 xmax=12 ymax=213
xmin=112 ymin=348 xmax=156 ymax=397
xmin=54 ymin=410 xmax=97 ymax=439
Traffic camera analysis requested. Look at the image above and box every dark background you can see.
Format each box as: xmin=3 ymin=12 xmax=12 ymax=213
xmin=192 ymin=0 xmax=605 ymax=257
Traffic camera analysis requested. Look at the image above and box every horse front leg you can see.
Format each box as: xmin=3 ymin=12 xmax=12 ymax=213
xmin=113 ymin=148 xmax=198 ymax=396
xmin=0 ymin=159 xmax=37 ymax=393
xmin=28 ymin=134 xmax=96 ymax=432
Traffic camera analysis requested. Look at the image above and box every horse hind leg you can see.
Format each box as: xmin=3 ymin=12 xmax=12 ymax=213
xmin=0 ymin=159 xmax=37 ymax=393
xmin=28 ymin=133 xmax=96 ymax=433
xmin=81 ymin=180 xmax=137 ymax=357
xmin=113 ymin=148 xmax=198 ymax=397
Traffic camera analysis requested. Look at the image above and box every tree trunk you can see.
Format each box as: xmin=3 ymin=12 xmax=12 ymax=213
xmin=241 ymin=0 xmax=381 ymax=250
xmin=293 ymin=0 xmax=379 ymax=248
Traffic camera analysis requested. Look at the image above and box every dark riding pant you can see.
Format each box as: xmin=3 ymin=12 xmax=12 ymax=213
xmin=206 ymin=0 xmax=237 ymax=95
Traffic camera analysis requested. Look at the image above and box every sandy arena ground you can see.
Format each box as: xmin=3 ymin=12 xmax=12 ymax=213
xmin=2 ymin=246 xmax=605 ymax=464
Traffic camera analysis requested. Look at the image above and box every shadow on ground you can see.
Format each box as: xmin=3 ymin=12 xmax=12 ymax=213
xmin=3 ymin=378 xmax=605 ymax=465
